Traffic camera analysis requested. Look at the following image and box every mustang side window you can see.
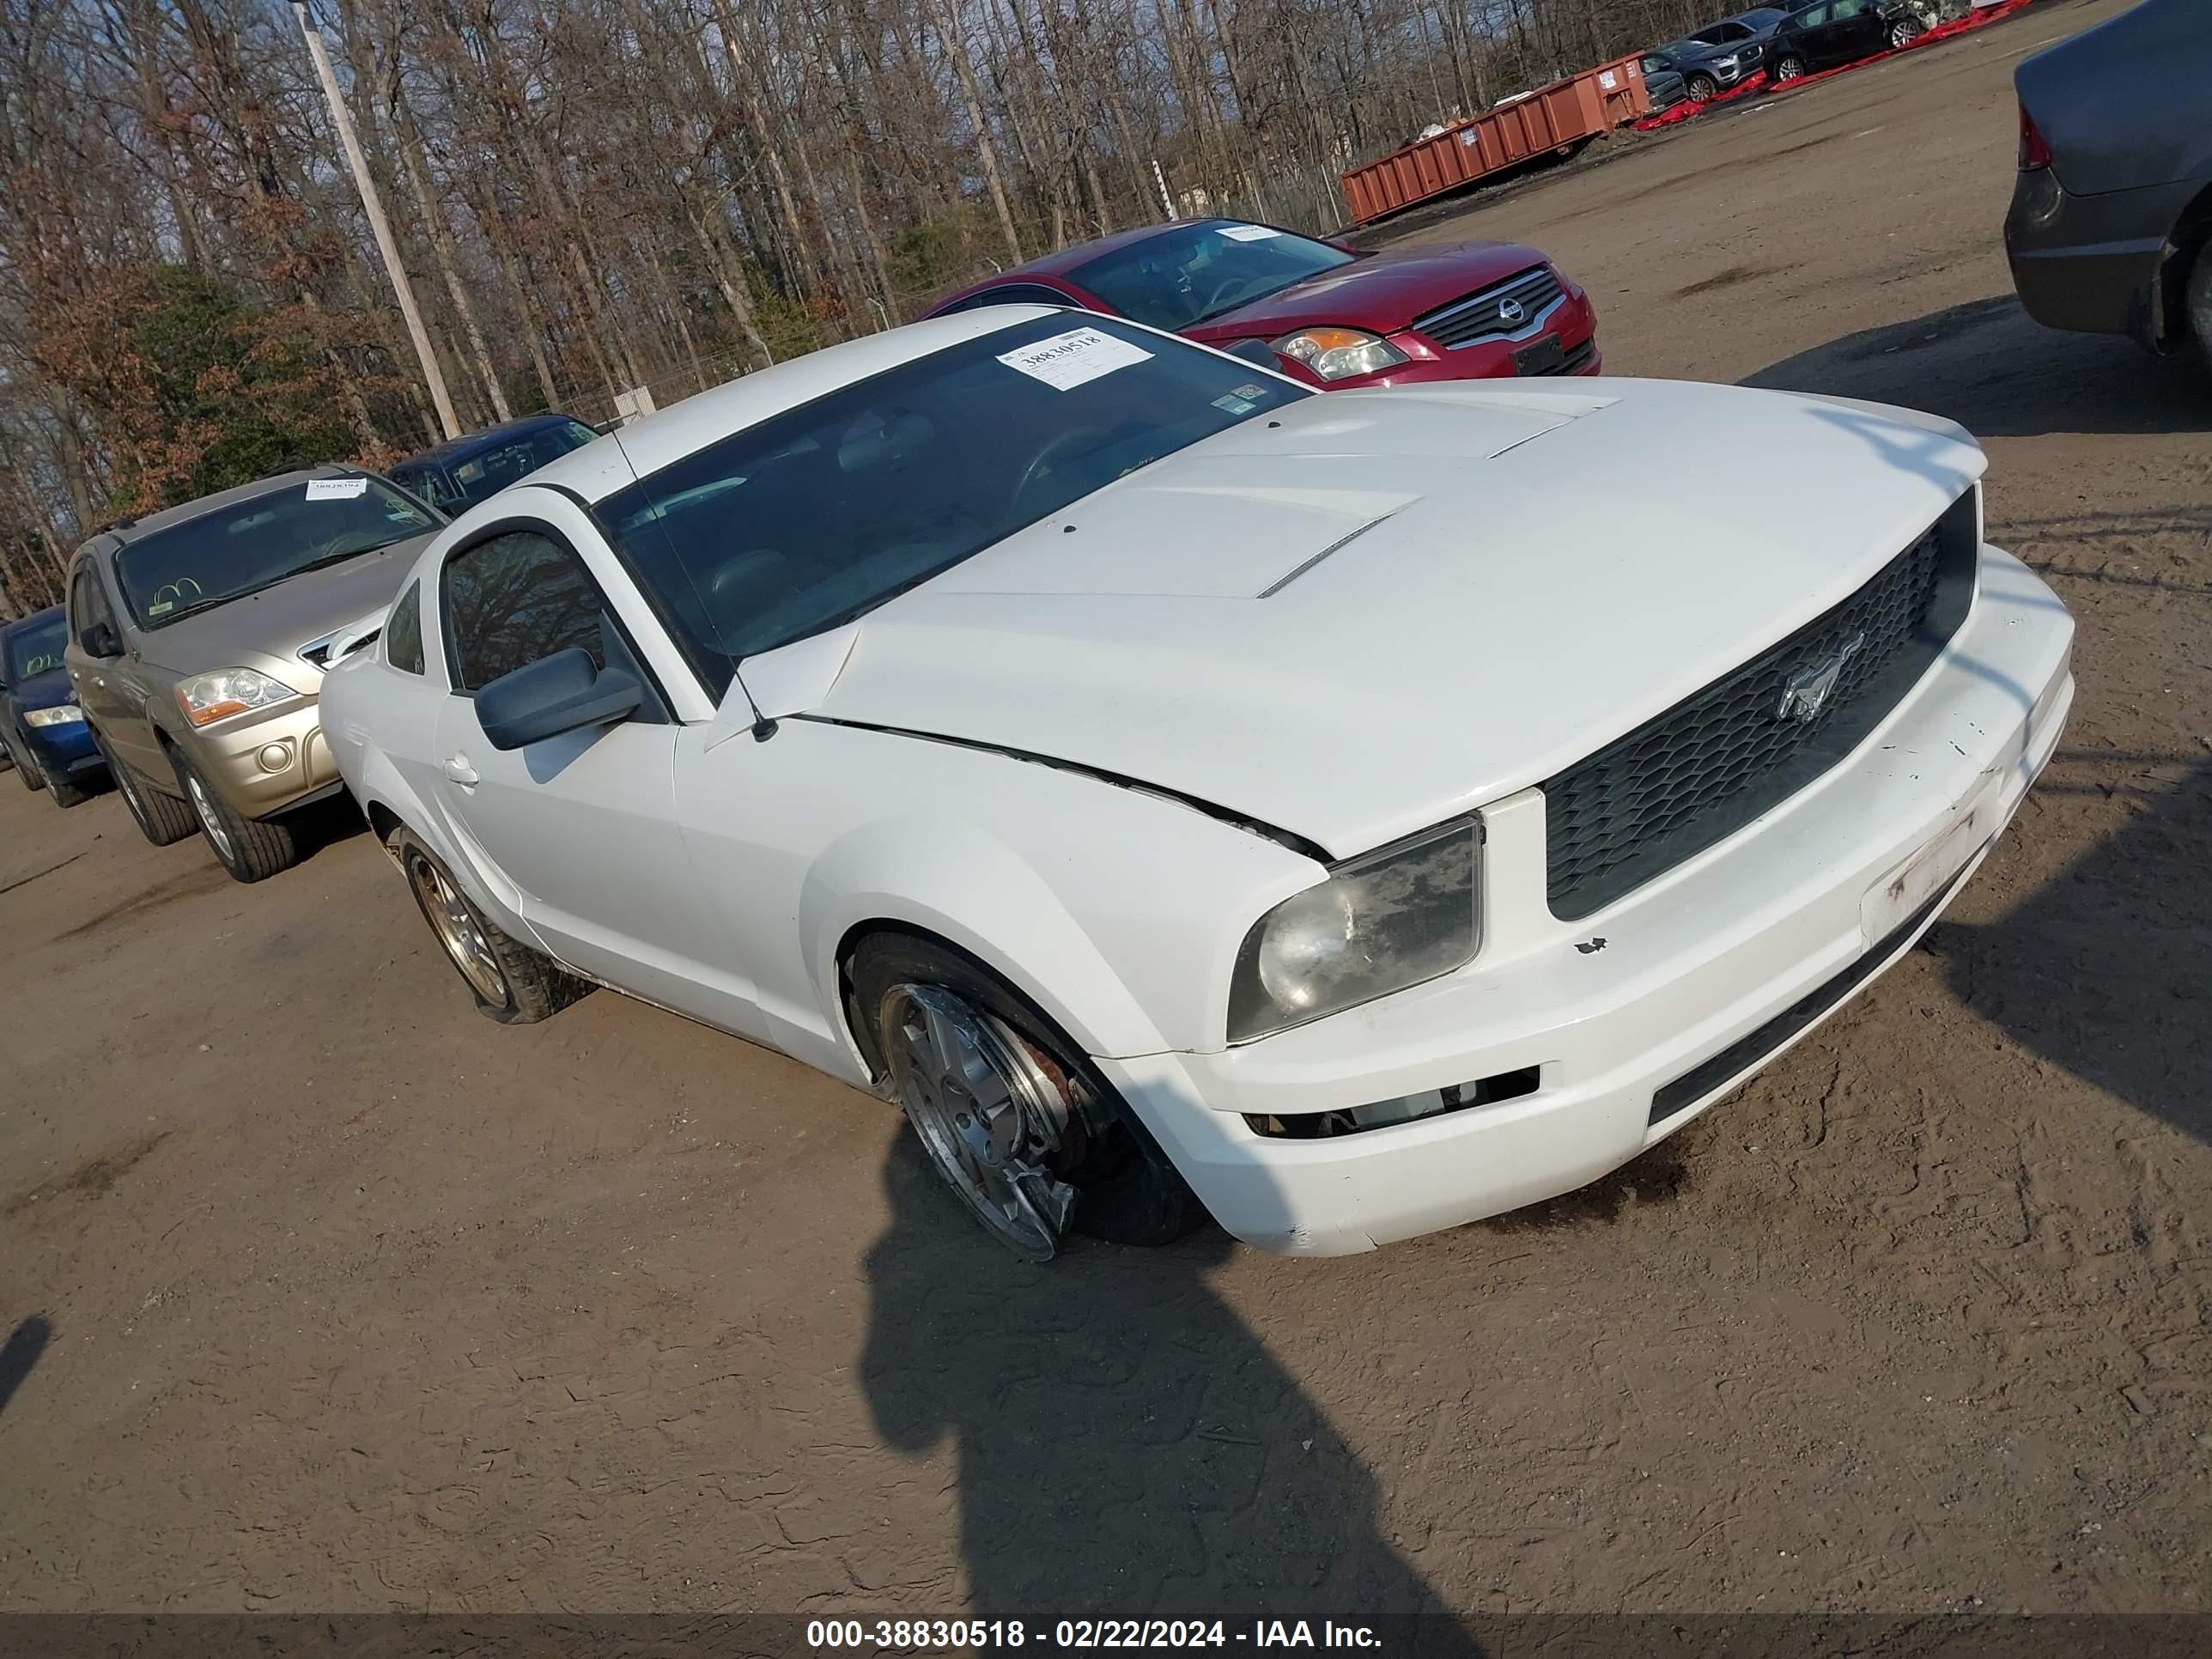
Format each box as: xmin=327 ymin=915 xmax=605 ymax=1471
xmin=385 ymin=580 xmax=426 ymax=675
xmin=441 ymin=530 xmax=608 ymax=692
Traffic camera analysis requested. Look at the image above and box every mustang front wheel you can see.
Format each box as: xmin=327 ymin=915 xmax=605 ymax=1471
xmin=852 ymin=935 xmax=1203 ymax=1260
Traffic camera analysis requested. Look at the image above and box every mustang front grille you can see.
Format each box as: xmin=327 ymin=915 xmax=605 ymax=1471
xmin=1541 ymin=492 xmax=1980 ymax=921
xmin=1413 ymin=265 xmax=1565 ymax=349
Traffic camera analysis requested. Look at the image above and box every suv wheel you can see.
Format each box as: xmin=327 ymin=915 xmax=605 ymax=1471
xmin=172 ymin=749 xmax=298 ymax=882
xmin=1686 ymin=72 xmax=1717 ymax=102
xmin=100 ymin=734 xmax=197 ymax=845
xmin=391 ymin=827 xmax=593 ymax=1023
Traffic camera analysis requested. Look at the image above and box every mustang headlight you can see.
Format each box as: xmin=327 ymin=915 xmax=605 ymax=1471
xmin=24 ymin=704 xmax=84 ymax=726
xmin=1273 ymin=327 xmax=1409 ymax=382
xmin=1228 ymin=821 xmax=1479 ymax=1042
xmin=176 ymin=666 xmax=298 ymax=727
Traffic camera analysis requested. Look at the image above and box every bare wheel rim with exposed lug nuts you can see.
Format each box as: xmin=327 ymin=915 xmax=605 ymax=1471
xmin=409 ymin=852 xmax=508 ymax=1005
xmin=881 ymin=982 xmax=1079 ymax=1261
xmin=185 ymin=770 xmax=234 ymax=862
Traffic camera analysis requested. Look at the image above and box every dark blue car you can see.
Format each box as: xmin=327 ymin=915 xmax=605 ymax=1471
xmin=1 ymin=604 xmax=106 ymax=807
xmin=386 ymin=412 xmax=600 ymax=515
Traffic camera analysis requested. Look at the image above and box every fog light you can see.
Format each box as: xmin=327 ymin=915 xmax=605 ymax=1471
xmin=1243 ymin=1066 xmax=1542 ymax=1139
xmin=256 ymin=741 xmax=293 ymax=773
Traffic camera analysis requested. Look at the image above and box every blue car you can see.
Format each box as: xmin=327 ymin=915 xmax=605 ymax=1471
xmin=1 ymin=604 xmax=106 ymax=807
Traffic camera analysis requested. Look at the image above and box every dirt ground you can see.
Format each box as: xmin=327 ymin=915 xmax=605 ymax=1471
xmin=2 ymin=0 xmax=2205 ymax=1620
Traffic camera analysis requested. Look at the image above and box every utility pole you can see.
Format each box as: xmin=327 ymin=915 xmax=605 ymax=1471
xmin=291 ymin=0 xmax=459 ymax=441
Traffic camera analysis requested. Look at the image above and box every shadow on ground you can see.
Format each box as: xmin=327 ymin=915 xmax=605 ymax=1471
xmin=0 ymin=1314 xmax=52 ymax=1419
xmin=1744 ymin=295 xmax=2209 ymax=438
xmin=860 ymin=1136 xmax=1482 ymax=1644
xmin=1927 ymin=754 xmax=2212 ymax=1146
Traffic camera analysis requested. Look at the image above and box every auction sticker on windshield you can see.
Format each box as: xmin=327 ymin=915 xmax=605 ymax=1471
xmin=998 ymin=327 xmax=1153 ymax=391
xmin=305 ymin=477 xmax=368 ymax=500
xmin=1217 ymin=224 xmax=1282 ymax=241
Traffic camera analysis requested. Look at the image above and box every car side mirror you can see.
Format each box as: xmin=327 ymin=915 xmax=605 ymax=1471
xmin=82 ymin=622 xmax=124 ymax=660
xmin=1326 ymin=236 xmax=1360 ymax=254
xmin=475 ymin=647 xmax=642 ymax=751
xmin=1224 ymin=338 xmax=1280 ymax=371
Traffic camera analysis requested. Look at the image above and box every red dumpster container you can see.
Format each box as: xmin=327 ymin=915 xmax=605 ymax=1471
xmin=1341 ymin=53 xmax=1653 ymax=224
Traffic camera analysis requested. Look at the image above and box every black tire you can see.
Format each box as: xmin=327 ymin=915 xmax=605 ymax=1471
xmin=169 ymin=746 xmax=298 ymax=883
xmin=100 ymin=733 xmax=196 ymax=845
xmin=2185 ymin=242 xmax=2211 ymax=379
xmin=1773 ymin=52 xmax=1806 ymax=81
xmin=14 ymin=738 xmax=44 ymax=791
xmin=1887 ymin=17 xmax=1922 ymax=48
xmin=49 ymin=772 xmax=90 ymax=809
xmin=1686 ymin=72 xmax=1717 ymax=102
xmin=391 ymin=827 xmax=592 ymax=1024
xmin=848 ymin=932 xmax=1205 ymax=1251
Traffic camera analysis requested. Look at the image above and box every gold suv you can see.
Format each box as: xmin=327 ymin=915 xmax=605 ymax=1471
xmin=63 ymin=467 xmax=444 ymax=881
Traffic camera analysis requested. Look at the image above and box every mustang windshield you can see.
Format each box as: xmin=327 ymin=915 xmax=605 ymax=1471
xmin=4 ymin=613 xmax=68 ymax=683
xmin=601 ymin=313 xmax=1311 ymax=683
xmin=115 ymin=478 xmax=441 ymax=629
xmin=1068 ymin=221 xmax=1355 ymax=331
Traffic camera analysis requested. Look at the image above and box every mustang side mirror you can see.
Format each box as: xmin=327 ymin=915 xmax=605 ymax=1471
xmin=1224 ymin=338 xmax=1280 ymax=371
xmin=83 ymin=622 xmax=124 ymax=660
xmin=476 ymin=647 xmax=642 ymax=751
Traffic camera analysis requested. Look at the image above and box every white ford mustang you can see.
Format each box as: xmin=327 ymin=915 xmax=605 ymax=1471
xmin=320 ymin=306 xmax=2074 ymax=1259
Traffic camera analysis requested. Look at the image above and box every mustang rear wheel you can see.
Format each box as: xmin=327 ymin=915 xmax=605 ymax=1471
xmin=391 ymin=828 xmax=592 ymax=1024
xmin=850 ymin=933 xmax=1203 ymax=1260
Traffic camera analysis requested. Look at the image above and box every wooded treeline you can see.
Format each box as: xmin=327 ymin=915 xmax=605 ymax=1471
xmin=0 ymin=0 xmax=1726 ymax=613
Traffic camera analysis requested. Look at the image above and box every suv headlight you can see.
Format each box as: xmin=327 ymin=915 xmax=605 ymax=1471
xmin=1273 ymin=327 xmax=1409 ymax=382
xmin=175 ymin=666 xmax=298 ymax=726
xmin=23 ymin=704 xmax=84 ymax=726
xmin=1228 ymin=821 xmax=1480 ymax=1042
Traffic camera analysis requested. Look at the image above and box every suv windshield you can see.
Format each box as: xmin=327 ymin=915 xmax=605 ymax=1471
xmin=4 ymin=613 xmax=67 ymax=683
xmin=600 ymin=312 xmax=1310 ymax=684
xmin=1069 ymin=221 xmax=1355 ymax=331
xmin=115 ymin=477 xmax=441 ymax=629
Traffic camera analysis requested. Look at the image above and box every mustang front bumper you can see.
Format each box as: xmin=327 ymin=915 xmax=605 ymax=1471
xmin=1103 ymin=544 xmax=2074 ymax=1255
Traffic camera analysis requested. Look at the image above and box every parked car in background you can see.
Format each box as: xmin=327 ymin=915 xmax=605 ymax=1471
xmin=63 ymin=466 xmax=445 ymax=880
xmin=387 ymin=413 xmax=599 ymax=516
xmin=322 ymin=306 xmax=2072 ymax=1263
xmin=0 ymin=605 xmax=105 ymax=807
xmin=1641 ymin=9 xmax=1790 ymax=106
xmin=925 ymin=218 xmax=1601 ymax=386
xmin=2005 ymin=0 xmax=2211 ymax=370
xmin=1766 ymin=0 xmax=1924 ymax=81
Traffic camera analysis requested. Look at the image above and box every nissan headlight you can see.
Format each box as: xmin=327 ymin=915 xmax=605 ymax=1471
xmin=1227 ymin=821 xmax=1479 ymax=1042
xmin=175 ymin=667 xmax=297 ymax=727
xmin=1273 ymin=327 xmax=1409 ymax=382
xmin=23 ymin=704 xmax=84 ymax=726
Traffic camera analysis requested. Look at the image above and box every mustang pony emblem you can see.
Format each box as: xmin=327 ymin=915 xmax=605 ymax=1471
xmin=1777 ymin=631 xmax=1867 ymax=723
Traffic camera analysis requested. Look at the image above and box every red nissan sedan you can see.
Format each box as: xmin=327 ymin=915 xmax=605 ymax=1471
xmin=923 ymin=217 xmax=1601 ymax=388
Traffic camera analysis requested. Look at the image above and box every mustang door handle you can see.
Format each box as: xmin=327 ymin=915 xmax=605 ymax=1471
xmin=443 ymin=756 xmax=479 ymax=786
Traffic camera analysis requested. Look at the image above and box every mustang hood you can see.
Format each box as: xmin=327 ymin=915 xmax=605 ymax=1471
xmin=802 ymin=380 xmax=1987 ymax=858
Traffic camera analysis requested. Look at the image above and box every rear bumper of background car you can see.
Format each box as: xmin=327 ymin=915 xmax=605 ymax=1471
xmin=2004 ymin=169 xmax=2192 ymax=350
xmin=1099 ymin=545 xmax=2073 ymax=1255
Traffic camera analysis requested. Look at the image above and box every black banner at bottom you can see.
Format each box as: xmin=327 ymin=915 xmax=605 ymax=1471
xmin=0 ymin=1617 xmax=2204 ymax=1659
